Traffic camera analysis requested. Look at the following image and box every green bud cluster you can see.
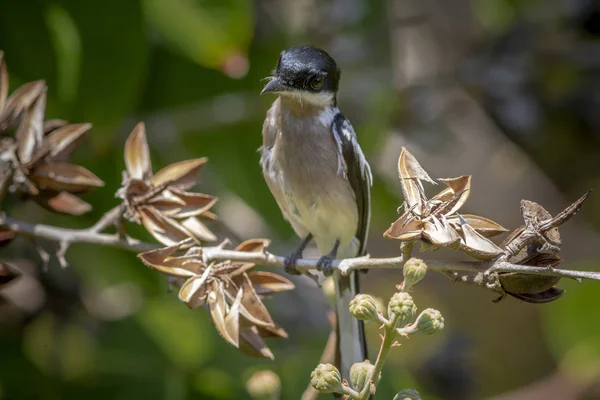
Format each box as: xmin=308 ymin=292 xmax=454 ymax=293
xmin=349 ymin=294 xmax=380 ymax=322
xmin=414 ymin=308 xmax=444 ymax=335
xmin=388 ymin=292 xmax=417 ymax=327
xmin=403 ymin=258 xmax=428 ymax=290
xmin=310 ymin=363 xmax=342 ymax=393
xmin=349 ymin=360 xmax=379 ymax=391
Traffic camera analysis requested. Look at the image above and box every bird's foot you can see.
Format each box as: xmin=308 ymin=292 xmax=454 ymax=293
xmin=317 ymin=254 xmax=336 ymax=277
xmin=284 ymin=252 xmax=303 ymax=275
xmin=283 ymin=234 xmax=313 ymax=276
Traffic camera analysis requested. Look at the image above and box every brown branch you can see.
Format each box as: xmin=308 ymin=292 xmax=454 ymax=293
xmin=89 ymin=205 xmax=124 ymax=233
xmin=2 ymin=216 xmax=600 ymax=294
xmin=0 ymin=214 xmax=158 ymax=253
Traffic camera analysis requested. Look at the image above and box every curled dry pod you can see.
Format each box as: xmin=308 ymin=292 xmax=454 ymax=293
xmin=497 ymin=194 xmax=591 ymax=304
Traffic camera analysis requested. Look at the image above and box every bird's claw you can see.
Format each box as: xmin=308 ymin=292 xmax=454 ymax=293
xmin=284 ymin=253 xmax=302 ymax=275
xmin=317 ymin=255 xmax=335 ymax=277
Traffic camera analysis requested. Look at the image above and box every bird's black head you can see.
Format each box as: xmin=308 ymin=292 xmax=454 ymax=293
xmin=261 ymin=45 xmax=340 ymax=106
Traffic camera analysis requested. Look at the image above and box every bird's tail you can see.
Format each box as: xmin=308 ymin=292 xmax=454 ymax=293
xmin=334 ymin=269 xmax=368 ymax=381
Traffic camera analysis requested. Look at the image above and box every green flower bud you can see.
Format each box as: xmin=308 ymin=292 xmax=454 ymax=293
xmin=246 ymin=370 xmax=281 ymax=400
xmin=403 ymin=258 xmax=427 ymax=289
xmin=393 ymin=388 xmax=422 ymax=400
xmin=310 ymin=363 xmax=342 ymax=393
xmin=349 ymin=294 xmax=380 ymax=322
xmin=388 ymin=292 xmax=417 ymax=327
xmin=349 ymin=360 xmax=378 ymax=391
xmin=415 ymin=308 xmax=444 ymax=335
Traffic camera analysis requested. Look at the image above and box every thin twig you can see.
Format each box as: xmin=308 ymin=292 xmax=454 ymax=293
xmin=89 ymin=205 xmax=123 ymax=233
xmin=1 ymin=214 xmax=157 ymax=253
xmin=2 ymin=217 xmax=600 ymax=291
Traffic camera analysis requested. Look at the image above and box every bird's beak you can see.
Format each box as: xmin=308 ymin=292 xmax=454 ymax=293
xmin=261 ymin=77 xmax=287 ymax=95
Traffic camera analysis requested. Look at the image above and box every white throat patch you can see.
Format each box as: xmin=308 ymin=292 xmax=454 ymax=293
xmin=279 ymin=90 xmax=335 ymax=108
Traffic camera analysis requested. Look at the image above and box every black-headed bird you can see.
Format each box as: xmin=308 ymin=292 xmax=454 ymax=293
xmin=259 ymin=45 xmax=372 ymax=380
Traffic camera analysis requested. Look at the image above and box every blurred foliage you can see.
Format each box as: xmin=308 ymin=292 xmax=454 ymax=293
xmin=0 ymin=0 xmax=599 ymax=399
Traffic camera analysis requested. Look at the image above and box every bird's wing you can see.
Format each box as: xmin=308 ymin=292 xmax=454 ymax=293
xmin=332 ymin=112 xmax=373 ymax=255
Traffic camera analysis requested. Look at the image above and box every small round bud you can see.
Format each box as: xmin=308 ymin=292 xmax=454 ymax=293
xmin=415 ymin=308 xmax=444 ymax=335
xmin=393 ymin=388 xmax=422 ymax=400
xmin=246 ymin=370 xmax=281 ymax=400
xmin=403 ymin=258 xmax=427 ymax=289
xmin=349 ymin=360 xmax=378 ymax=390
xmin=310 ymin=363 xmax=343 ymax=393
xmin=349 ymin=294 xmax=380 ymax=322
xmin=388 ymin=292 xmax=417 ymax=327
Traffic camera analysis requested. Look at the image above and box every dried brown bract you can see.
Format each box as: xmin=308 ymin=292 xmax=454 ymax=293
xmin=384 ymin=148 xmax=507 ymax=260
xmin=498 ymin=191 xmax=591 ymax=303
xmin=0 ymin=51 xmax=103 ymax=215
xmin=117 ymin=123 xmax=218 ymax=245
xmin=139 ymin=238 xmax=294 ymax=359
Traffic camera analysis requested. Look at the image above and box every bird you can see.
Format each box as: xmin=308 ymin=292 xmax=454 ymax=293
xmin=259 ymin=45 xmax=372 ymax=380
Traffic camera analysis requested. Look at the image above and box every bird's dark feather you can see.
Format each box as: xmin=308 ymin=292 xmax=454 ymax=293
xmin=332 ymin=112 xmax=372 ymax=256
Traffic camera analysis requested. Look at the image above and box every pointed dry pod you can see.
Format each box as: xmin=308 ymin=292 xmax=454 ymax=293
xmin=178 ymin=266 xmax=212 ymax=307
xmin=199 ymin=210 xmax=218 ymax=221
xmin=430 ymin=176 xmax=471 ymax=217
xmin=383 ymin=211 xmax=424 ymax=241
xmin=0 ymin=51 xmax=7 ymax=113
xmin=146 ymin=192 xmax=190 ymax=216
xmin=42 ymin=123 xmax=92 ymax=161
xmin=151 ymin=158 xmax=208 ymax=189
xmin=37 ymin=191 xmax=92 ymax=215
xmin=397 ymin=147 xmax=435 ymax=212
xmin=239 ymin=326 xmax=275 ymax=360
xmin=151 ymin=188 xmax=218 ymax=218
xmin=138 ymin=240 xmax=204 ymax=278
xmin=223 ymin=287 xmax=243 ymax=347
xmin=421 ymin=215 xmax=461 ymax=247
xmin=237 ymin=273 xmax=275 ymax=328
xmin=504 ymin=200 xmax=561 ymax=259
xmin=43 ymin=119 xmax=69 ymax=135
xmin=208 ymin=280 xmax=239 ymax=347
xmin=255 ymin=323 xmax=288 ymax=339
xmin=124 ymin=122 xmax=152 ymax=180
xmin=0 ymin=80 xmax=46 ymax=131
xmin=456 ymin=215 xmax=504 ymax=260
xmin=507 ymin=287 xmax=564 ymax=304
xmin=15 ymin=87 xmax=46 ymax=164
xmin=180 ymin=216 xmax=217 ymax=242
xmin=139 ymin=206 xmax=195 ymax=246
xmin=30 ymin=162 xmax=104 ymax=192
xmin=447 ymin=214 xmax=507 ymax=238
xmin=229 ymin=238 xmax=272 ymax=275
xmin=500 ymin=273 xmax=561 ymax=296
xmin=538 ymin=190 xmax=592 ymax=232
xmin=241 ymin=271 xmax=295 ymax=296
xmin=235 ymin=238 xmax=271 ymax=253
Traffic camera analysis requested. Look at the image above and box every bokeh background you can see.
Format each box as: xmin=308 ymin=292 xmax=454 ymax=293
xmin=1 ymin=0 xmax=600 ymax=399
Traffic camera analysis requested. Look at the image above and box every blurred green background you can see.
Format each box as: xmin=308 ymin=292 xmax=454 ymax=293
xmin=1 ymin=0 xmax=600 ymax=399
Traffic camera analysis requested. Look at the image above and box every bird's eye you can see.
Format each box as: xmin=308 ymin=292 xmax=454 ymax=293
xmin=310 ymin=76 xmax=325 ymax=90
